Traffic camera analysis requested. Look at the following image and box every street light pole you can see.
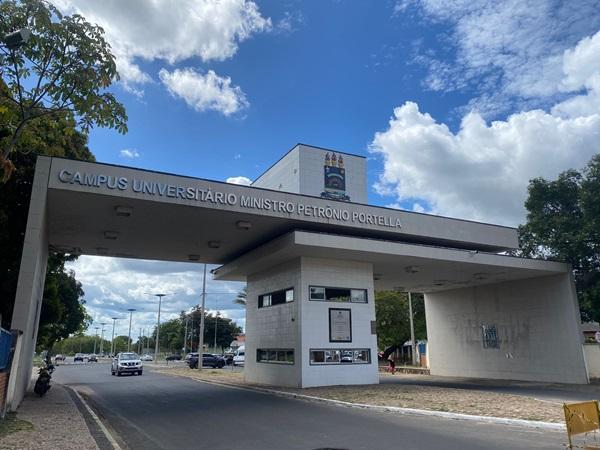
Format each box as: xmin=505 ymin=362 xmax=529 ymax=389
xmin=110 ymin=317 xmax=119 ymax=355
xmin=408 ymin=292 xmax=417 ymax=366
xmin=145 ymin=293 xmax=173 ymax=360
xmin=99 ymin=323 xmax=107 ymax=355
xmin=198 ymin=264 xmax=207 ymax=370
xmin=93 ymin=327 xmax=99 ymax=355
xmin=213 ymin=311 xmax=219 ymax=352
xmin=127 ymin=309 xmax=136 ymax=352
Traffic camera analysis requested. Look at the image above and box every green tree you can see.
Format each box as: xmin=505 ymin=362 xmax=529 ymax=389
xmin=233 ymin=287 xmax=247 ymax=307
xmin=0 ymin=0 xmax=127 ymax=180
xmin=375 ymin=291 xmax=426 ymax=351
xmin=519 ymin=154 xmax=600 ymax=321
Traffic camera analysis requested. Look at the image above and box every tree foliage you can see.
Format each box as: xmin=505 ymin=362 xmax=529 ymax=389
xmin=519 ymin=154 xmax=600 ymax=321
xmin=151 ymin=306 xmax=243 ymax=354
xmin=233 ymin=287 xmax=247 ymax=307
xmin=375 ymin=290 xmax=426 ymax=351
xmin=0 ymin=0 xmax=127 ymax=180
xmin=0 ymin=86 xmax=94 ymax=349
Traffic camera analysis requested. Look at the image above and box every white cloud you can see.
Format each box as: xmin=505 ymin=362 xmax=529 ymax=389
xmin=159 ymin=68 xmax=248 ymax=116
xmin=52 ymin=0 xmax=271 ymax=91
xmin=371 ymin=101 xmax=600 ymax=227
xmin=119 ymin=148 xmax=140 ymax=159
xmin=226 ymin=176 xmax=252 ymax=185
xmin=67 ymin=256 xmax=246 ymax=336
xmin=406 ymin=0 xmax=600 ymax=116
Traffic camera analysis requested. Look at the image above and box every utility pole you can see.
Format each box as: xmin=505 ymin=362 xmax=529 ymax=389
xmin=110 ymin=317 xmax=119 ymax=356
xmin=127 ymin=308 xmax=136 ymax=352
xmin=138 ymin=327 xmax=142 ymax=354
xmin=408 ymin=292 xmax=417 ymax=366
xmin=183 ymin=317 xmax=189 ymax=356
xmin=198 ymin=264 xmax=207 ymax=370
xmin=99 ymin=323 xmax=107 ymax=355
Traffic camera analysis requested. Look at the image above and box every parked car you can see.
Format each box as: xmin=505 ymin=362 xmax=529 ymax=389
xmin=187 ymin=353 xmax=225 ymax=369
xmin=222 ymin=353 xmax=234 ymax=365
xmin=54 ymin=354 xmax=65 ymax=362
xmin=185 ymin=352 xmax=198 ymax=361
xmin=74 ymin=353 xmax=85 ymax=362
xmin=233 ymin=346 xmax=245 ymax=366
xmin=165 ymin=354 xmax=182 ymax=361
xmin=140 ymin=354 xmax=153 ymax=361
xmin=111 ymin=352 xmax=143 ymax=376
xmin=88 ymin=354 xmax=98 ymax=362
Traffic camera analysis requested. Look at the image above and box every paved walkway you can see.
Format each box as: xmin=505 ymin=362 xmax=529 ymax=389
xmin=0 ymin=382 xmax=102 ymax=450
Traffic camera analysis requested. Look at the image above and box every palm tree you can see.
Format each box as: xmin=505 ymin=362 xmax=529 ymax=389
xmin=234 ymin=287 xmax=247 ymax=307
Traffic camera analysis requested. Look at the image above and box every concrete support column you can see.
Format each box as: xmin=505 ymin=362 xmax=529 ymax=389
xmin=7 ymin=157 xmax=50 ymax=410
xmin=425 ymin=273 xmax=588 ymax=384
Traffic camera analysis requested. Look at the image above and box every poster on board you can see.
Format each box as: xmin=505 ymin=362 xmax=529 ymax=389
xmin=329 ymin=308 xmax=352 ymax=342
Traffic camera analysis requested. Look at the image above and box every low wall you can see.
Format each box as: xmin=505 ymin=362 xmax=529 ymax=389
xmin=584 ymin=344 xmax=600 ymax=379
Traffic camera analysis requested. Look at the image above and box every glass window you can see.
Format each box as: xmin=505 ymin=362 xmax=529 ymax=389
xmin=310 ymin=286 xmax=325 ymax=300
xmin=255 ymin=349 xmax=295 ymax=363
xmin=351 ymin=290 xmax=367 ymax=303
xmin=310 ymin=349 xmax=371 ymax=365
xmin=311 ymin=350 xmax=325 ymax=363
xmin=309 ymin=286 xmax=367 ymax=303
xmin=259 ymin=288 xmax=294 ymax=308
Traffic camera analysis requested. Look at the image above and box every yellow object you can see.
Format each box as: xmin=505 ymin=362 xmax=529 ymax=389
xmin=564 ymin=401 xmax=600 ymax=449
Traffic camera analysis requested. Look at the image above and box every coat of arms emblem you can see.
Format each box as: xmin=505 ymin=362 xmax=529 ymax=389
xmin=321 ymin=152 xmax=350 ymax=201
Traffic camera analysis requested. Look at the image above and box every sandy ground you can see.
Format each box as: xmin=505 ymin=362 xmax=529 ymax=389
xmin=153 ymin=367 xmax=564 ymax=423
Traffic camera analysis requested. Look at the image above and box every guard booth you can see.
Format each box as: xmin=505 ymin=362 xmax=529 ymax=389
xmin=7 ymin=144 xmax=588 ymax=409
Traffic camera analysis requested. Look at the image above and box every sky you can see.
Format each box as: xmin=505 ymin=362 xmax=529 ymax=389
xmin=48 ymin=0 xmax=600 ymax=340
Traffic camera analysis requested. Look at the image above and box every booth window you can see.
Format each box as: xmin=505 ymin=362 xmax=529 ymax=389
xmin=309 ymin=348 xmax=371 ymax=365
xmin=257 ymin=349 xmax=294 ymax=364
xmin=309 ymin=286 xmax=367 ymax=303
xmin=258 ymin=288 xmax=294 ymax=308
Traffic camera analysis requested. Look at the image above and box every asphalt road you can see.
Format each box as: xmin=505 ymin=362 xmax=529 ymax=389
xmin=53 ymin=363 xmax=566 ymax=450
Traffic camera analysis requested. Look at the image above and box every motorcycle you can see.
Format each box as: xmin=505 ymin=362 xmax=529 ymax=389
xmin=34 ymin=362 xmax=55 ymax=397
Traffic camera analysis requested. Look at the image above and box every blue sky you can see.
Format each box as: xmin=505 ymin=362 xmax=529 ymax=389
xmin=49 ymin=0 xmax=600 ymax=340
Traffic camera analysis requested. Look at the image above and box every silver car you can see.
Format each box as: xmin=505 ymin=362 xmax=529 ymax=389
xmin=111 ymin=352 xmax=143 ymax=376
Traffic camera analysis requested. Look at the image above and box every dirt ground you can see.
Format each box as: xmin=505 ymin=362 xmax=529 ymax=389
xmin=153 ymin=367 xmax=564 ymax=423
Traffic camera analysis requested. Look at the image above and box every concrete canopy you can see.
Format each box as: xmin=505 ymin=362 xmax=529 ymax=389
xmin=213 ymin=231 xmax=569 ymax=292
xmin=45 ymin=156 xmax=518 ymax=263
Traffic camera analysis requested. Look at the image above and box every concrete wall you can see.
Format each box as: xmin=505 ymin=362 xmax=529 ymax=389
xmin=252 ymin=144 xmax=367 ymax=204
xmin=7 ymin=158 xmax=50 ymax=410
xmin=584 ymin=344 xmax=600 ymax=379
xmin=299 ymin=257 xmax=378 ymax=387
xmin=245 ymin=260 xmax=301 ymax=387
xmin=252 ymin=146 xmax=300 ymax=194
xmin=425 ymin=273 xmax=588 ymax=384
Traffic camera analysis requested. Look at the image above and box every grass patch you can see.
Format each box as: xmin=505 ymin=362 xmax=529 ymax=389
xmin=0 ymin=413 xmax=34 ymax=437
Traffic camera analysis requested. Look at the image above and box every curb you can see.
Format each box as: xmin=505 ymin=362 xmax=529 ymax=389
xmin=157 ymin=370 xmax=565 ymax=431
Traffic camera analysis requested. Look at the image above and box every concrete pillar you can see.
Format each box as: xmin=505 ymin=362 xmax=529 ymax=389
xmin=425 ymin=273 xmax=588 ymax=384
xmin=244 ymin=257 xmax=378 ymax=388
xmin=7 ymin=157 xmax=50 ymax=410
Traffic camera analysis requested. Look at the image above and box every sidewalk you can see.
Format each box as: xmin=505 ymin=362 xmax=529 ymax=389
xmin=0 ymin=382 xmax=100 ymax=450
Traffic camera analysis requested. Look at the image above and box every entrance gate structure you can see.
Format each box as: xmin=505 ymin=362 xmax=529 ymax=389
xmin=7 ymin=144 xmax=588 ymax=409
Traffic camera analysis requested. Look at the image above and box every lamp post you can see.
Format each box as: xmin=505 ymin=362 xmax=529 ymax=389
xmin=198 ymin=264 xmax=207 ymax=370
xmin=93 ymin=327 xmax=100 ymax=355
xmin=127 ymin=309 xmax=136 ymax=352
xmin=213 ymin=311 xmax=220 ymax=352
xmin=99 ymin=323 xmax=107 ymax=356
xmin=408 ymin=292 xmax=417 ymax=366
xmin=110 ymin=317 xmax=119 ymax=356
xmin=145 ymin=293 xmax=175 ymax=360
